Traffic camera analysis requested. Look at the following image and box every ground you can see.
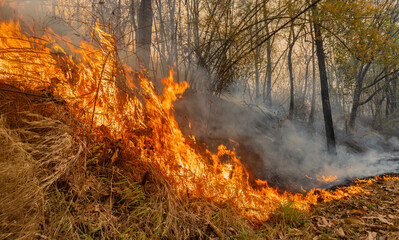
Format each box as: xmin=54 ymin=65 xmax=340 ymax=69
xmin=262 ymin=177 xmax=399 ymax=240
xmin=0 ymin=90 xmax=398 ymax=239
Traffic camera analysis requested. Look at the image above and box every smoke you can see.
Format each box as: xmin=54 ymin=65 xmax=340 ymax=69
xmin=3 ymin=0 xmax=397 ymax=193
xmin=174 ymin=91 xmax=399 ymax=192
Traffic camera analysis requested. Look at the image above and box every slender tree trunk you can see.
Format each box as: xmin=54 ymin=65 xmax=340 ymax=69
xmin=193 ymin=0 xmax=200 ymax=52
xmin=391 ymin=75 xmax=397 ymax=113
xmin=129 ymin=0 xmax=137 ymax=49
xmin=255 ymin=55 xmax=260 ymax=102
xmin=155 ymin=0 xmax=167 ymax=65
xmin=115 ymin=0 xmax=122 ymax=39
xmin=136 ymin=0 xmax=153 ymax=69
xmin=288 ymin=23 xmax=295 ymax=118
xmin=185 ymin=0 xmax=192 ymax=83
xmin=254 ymin=0 xmax=260 ymax=102
xmin=314 ymin=16 xmax=337 ymax=155
xmin=168 ymin=0 xmax=175 ymax=64
xmin=386 ymin=83 xmax=391 ymax=117
xmin=309 ymin=17 xmax=316 ymax=123
xmin=265 ymin=22 xmax=272 ymax=106
xmin=348 ymin=62 xmax=371 ymax=130
xmin=302 ymin=55 xmax=311 ymax=102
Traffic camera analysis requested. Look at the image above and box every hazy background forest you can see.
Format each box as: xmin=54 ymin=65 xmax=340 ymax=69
xmin=13 ymin=0 xmax=397 ymax=130
xmin=5 ymin=0 xmax=397 ymax=122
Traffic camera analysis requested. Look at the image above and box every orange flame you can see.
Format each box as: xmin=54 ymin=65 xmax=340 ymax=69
xmin=0 ymin=20 xmax=396 ymax=222
xmin=317 ymin=175 xmax=338 ymax=183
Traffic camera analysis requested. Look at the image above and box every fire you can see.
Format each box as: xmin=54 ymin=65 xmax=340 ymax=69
xmin=0 ymin=19 xmax=395 ymax=222
xmin=317 ymin=175 xmax=338 ymax=183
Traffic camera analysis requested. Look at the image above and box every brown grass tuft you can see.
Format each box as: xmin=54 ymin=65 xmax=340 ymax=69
xmin=0 ymin=110 xmax=82 ymax=239
xmin=0 ymin=116 xmax=43 ymax=239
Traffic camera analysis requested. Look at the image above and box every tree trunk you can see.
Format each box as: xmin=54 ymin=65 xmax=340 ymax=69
xmin=254 ymin=0 xmax=260 ymax=102
xmin=309 ymin=18 xmax=316 ymax=123
xmin=386 ymin=83 xmax=391 ymax=117
xmin=391 ymin=75 xmax=397 ymax=113
xmin=348 ymin=62 xmax=371 ymax=130
xmin=265 ymin=22 xmax=272 ymax=106
xmin=136 ymin=0 xmax=153 ymax=69
xmin=314 ymin=18 xmax=337 ymax=155
xmin=288 ymin=23 xmax=295 ymax=118
xmin=302 ymin=55 xmax=311 ymax=102
xmin=129 ymin=0 xmax=137 ymax=46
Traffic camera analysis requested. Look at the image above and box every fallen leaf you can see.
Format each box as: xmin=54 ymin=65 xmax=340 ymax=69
xmin=344 ymin=216 xmax=364 ymax=225
xmin=335 ymin=227 xmax=345 ymax=238
xmin=317 ymin=216 xmax=333 ymax=228
xmin=366 ymin=231 xmax=377 ymax=240
xmin=377 ymin=216 xmax=394 ymax=225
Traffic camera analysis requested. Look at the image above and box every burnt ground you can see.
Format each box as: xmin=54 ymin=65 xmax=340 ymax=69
xmin=306 ymin=176 xmax=399 ymax=240
xmin=258 ymin=175 xmax=399 ymax=239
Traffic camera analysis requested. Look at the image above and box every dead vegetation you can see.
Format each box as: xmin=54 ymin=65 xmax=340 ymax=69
xmin=0 ymin=16 xmax=397 ymax=239
xmin=0 ymin=82 xmax=398 ymax=240
xmin=0 ymin=90 xmax=258 ymax=239
xmin=0 ymin=116 xmax=42 ymax=239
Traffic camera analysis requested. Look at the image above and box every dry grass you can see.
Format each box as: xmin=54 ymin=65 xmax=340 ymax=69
xmin=0 ymin=95 xmax=257 ymax=239
xmin=0 ymin=116 xmax=42 ymax=239
xmin=0 ymin=93 xmax=397 ymax=240
xmin=0 ymin=105 xmax=82 ymax=239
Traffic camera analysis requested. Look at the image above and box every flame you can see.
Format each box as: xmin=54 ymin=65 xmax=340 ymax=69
xmin=317 ymin=175 xmax=338 ymax=183
xmin=0 ymin=20 xmax=397 ymax=222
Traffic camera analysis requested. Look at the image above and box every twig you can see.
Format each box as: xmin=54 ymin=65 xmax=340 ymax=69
xmin=0 ymin=87 xmax=46 ymax=98
xmin=208 ymin=222 xmax=225 ymax=238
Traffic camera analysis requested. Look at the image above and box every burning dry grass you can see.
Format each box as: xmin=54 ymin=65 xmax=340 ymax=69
xmin=0 ymin=67 xmax=397 ymax=240
xmin=0 ymin=17 xmax=398 ymax=239
xmin=0 ymin=107 xmax=256 ymax=239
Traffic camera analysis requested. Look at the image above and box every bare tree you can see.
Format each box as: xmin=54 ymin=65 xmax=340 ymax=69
xmin=136 ymin=0 xmax=153 ymax=69
xmin=313 ymin=4 xmax=336 ymax=155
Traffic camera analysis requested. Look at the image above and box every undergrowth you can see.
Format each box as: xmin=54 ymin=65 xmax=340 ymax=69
xmin=0 ymin=95 xmax=263 ymax=239
xmin=1 ymin=81 xmax=396 ymax=240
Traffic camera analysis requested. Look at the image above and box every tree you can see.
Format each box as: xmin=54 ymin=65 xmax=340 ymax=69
xmin=287 ymin=20 xmax=300 ymax=118
xmin=324 ymin=0 xmax=399 ymax=131
xmin=136 ymin=0 xmax=153 ymax=69
xmin=313 ymin=3 xmax=337 ymax=155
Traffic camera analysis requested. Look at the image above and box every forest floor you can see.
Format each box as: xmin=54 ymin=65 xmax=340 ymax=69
xmin=0 ymin=89 xmax=398 ymax=239
xmin=263 ymin=176 xmax=399 ymax=240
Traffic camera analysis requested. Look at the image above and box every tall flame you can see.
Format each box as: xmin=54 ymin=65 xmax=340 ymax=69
xmin=0 ymin=20 xmax=396 ymax=221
